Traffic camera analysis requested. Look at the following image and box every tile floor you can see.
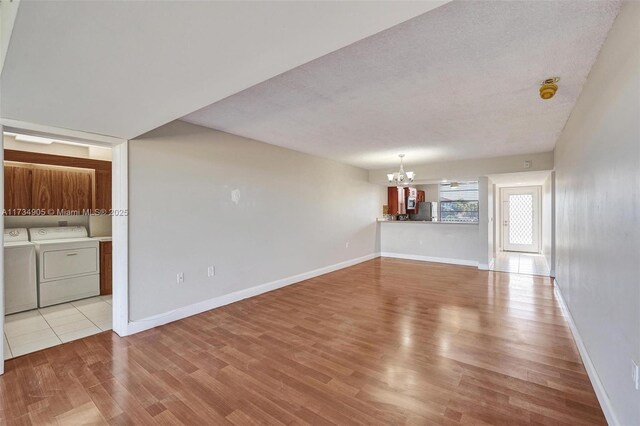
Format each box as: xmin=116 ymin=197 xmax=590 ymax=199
xmin=4 ymin=295 xmax=112 ymax=360
xmin=492 ymin=251 xmax=550 ymax=276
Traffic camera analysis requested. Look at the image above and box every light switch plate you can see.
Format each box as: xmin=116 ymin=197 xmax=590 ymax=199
xmin=633 ymin=360 xmax=639 ymax=390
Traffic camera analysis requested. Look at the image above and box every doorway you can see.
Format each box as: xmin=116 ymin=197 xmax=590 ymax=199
xmin=501 ymin=186 xmax=541 ymax=253
xmin=0 ymin=125 xmax=128 ymax=373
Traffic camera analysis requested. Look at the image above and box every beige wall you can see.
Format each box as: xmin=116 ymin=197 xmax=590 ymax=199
xmin=554 ymin=2 xmax=640 ymax=424
xmin=128 ymin=120 xmax=385 ymax=321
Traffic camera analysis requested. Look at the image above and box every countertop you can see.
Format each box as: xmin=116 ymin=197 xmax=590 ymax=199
xmin=90 ymin=236 xmax=112 ymax=242
xmin=377 ymin=219 xmax=478 ymax=225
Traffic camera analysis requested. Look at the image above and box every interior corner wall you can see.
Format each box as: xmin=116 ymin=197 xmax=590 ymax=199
xmin=477 ymin=177 xmax=491 ymax=267
xmin=486 ymin=179 xmax=495 ymax=266
xmin=127 ymin=120 xmax=384 ymax=321
xmin=554 ymin=2 xmax=640 ymax=424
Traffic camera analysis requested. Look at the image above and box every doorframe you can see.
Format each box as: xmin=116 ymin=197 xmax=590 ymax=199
xmin=500 ymin=185 xmax=542 ymax=254
xmin=0 ymin=120 xmax=129 ymax=374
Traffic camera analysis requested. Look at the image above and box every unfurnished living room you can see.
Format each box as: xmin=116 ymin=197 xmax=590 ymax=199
xmin=0 ymin=1 xmax=638 ymax=425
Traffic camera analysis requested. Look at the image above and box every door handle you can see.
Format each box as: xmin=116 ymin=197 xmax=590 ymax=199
xmin=66 ymin=252 xmax=78 ymax=256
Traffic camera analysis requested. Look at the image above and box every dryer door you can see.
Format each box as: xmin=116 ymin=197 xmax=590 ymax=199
xmin=42 ymin=247 xmax=98 ymax=280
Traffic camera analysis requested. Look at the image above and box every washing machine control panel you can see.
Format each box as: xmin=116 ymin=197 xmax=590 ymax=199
xmin=4 ymin=228 xmax=29 ymax=242
xmin=28 ymin=226 xmax=89 ymax=242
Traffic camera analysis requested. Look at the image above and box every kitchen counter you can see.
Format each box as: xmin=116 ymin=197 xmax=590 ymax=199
xmin=90 ymin=236 xmax=112 ymax=242
xmin=377 ymin=219 xmax=478 ymax=225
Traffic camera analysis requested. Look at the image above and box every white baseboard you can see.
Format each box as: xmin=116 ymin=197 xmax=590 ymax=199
xmin=123 ymin=253 xmax=380 ymax=336
xmin=554 ymin=281 xmax=619 ymax=426
xmin=380 ymin=252 xmax=478 ymax=268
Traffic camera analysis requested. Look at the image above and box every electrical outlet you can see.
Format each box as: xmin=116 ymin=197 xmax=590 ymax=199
xmin=177 ymin=272 xmax=184 ymax=284
xmin=523 ymin=160 xmax=532 ymax=169
xmin=207 ymin=266 xmax=216 ymax=277
xmin=632 ymin=360 xmax=639 ymax=390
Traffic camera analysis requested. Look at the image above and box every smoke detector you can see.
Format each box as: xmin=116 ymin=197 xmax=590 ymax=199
xmin=540 ymin=77 xmax=560 ymax=100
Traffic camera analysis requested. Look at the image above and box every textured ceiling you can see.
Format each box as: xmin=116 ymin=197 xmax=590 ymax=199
xmin=183 ymin=1 xmax=621 ymax=169
xmin=1 ymin=1 xmax=444 ymax=139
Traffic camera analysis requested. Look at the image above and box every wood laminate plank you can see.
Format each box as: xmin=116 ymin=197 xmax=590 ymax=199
xmin=0 ymin=258 xmax=606 ymax=425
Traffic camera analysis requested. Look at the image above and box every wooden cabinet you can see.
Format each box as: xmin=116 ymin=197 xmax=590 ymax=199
xmin=95 ymin=170 xmax=111 ymax=212
xmin=387 ymin=187 xmax=425 ymax=215
xmin=4 ymin=164 xmax=33 ymax=214
xmin=31 ymin=166 xmax=94 ymax=213
xmin=387 ymin=187 xmax=402 ymax=215
xmin=4 ymin=149 xmax=110 ymax=215
xmin=100 ymin=241 xmax=112 ymax=295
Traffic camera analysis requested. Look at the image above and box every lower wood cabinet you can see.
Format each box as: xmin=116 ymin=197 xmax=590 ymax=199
xmin=100 ymin=241 xmax=112 ymax=295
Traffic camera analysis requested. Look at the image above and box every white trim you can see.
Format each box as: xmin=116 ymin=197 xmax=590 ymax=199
xmin=1 ymin=119 xmax=126 ymax=147
xmin=554 ymin=281 xmax=619 ymax=426
xmin=121 ymin=253 xmax=380 ymax=336
xmin=111 ymin=141 xmax=128 ymax=336
xmin=380 ymin=252 xmax=478 ymax=267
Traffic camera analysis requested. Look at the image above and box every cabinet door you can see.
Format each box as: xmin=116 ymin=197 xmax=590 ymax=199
xmin=95 ymin=170 xmax=112 ymax=212
xmin=100 ymin=241 xmax=113 ymax=295
xmin=32 ymin=167 xmax=94 ymax=213
xmin=62 ymin=169 xmax=93 ymax=212
xmin=32 ymin=167 xmax=64 ymax=212
xmin=387 ymin=187 xmax=399 ymax=215
xmin=4 ymin=164 xmax=33 ymax=214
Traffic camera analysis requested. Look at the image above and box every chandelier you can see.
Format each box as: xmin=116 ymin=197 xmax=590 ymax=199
xmin=387 ymin=154 xmax=415 ymax=185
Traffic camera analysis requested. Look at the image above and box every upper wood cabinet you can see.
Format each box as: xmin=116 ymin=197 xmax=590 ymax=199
xmin=31 ymin=166 xmax=94 ymax=213
xmin=387 ymin=187 xmax=425 ymax=216
xmin=4 ymin=150 xmax=111 ymax=215
xmin=4 ymin=164 xmax=33 ymax=214
xmin=94 ymin=170 xmax=111 ymax=212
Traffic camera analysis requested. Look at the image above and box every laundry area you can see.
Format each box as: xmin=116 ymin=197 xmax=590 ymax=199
xmin=3 ymin=132 xmax=113 ymax=359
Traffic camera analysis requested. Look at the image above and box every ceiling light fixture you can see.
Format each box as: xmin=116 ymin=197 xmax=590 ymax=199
xmin=540 ymin=77 xmax=560 ymax=100
xmin=387 ymin=154 xmax=415 ymax=186
xmin=14 ymin=134 xmax=54 ymax=145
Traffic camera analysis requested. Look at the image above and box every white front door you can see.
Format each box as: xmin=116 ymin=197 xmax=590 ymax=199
xmin=502 ymin=187 xmax=541 ymax=253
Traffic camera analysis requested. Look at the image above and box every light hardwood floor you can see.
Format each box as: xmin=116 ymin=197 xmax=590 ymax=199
xmin=0 ymin=258 xmax=605 ymax=425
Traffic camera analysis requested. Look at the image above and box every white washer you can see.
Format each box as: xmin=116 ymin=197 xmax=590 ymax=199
xmin=29 ymin=226 xmax=100 ymax=307
xmin=4 ymin=228 xmax=38 ymax=314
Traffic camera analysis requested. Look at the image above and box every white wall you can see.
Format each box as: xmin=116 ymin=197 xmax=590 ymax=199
xmin=370 ymin=151 xmax=554 ymax=184
xmin=0 ymin=0 xmax=20 ymax=75
xmin=477 ymin=177 xmax=491 ymax=268
xmin=380 ymin=222 xmax=481 ymax=266
xmin=128 ymin=120 xmax=385 ymax=321
xmin=554 ymin=2 xmax=640 ymax=424
xmin=541 ymin=172 xmax=554 ymax=274
xmin=4 ymin=215 xmax=89 ymax=230
xmin=414 ymin=184 xmax=439 ymax=202
xmin=486 ymin=179 xmax=495 ymax=267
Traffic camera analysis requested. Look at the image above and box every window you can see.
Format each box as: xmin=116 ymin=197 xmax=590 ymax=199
xmin=439 ymin=181 xmax=479 ymax=223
